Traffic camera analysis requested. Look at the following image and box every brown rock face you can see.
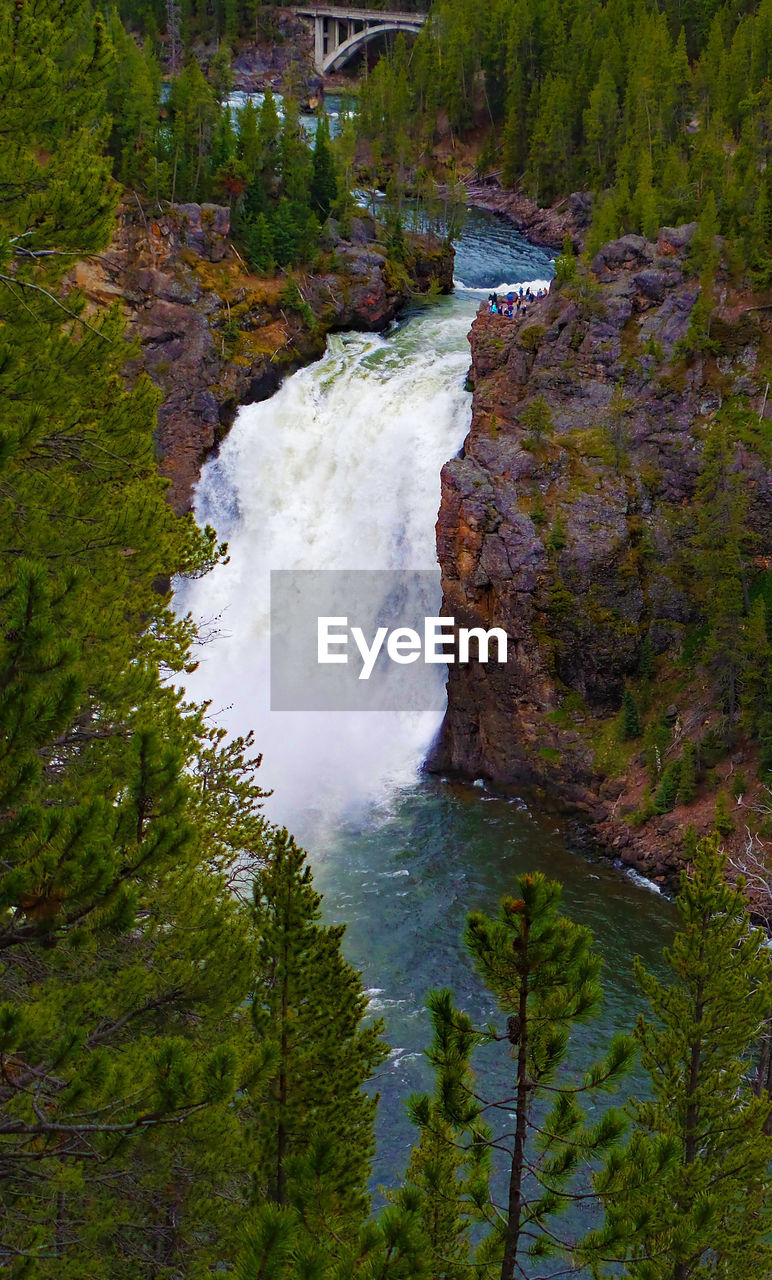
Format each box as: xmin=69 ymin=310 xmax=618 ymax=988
xmin=432 ymin=228 xmax=772 ymax=881
xmin=71 ymin=201 xmax=454 ymax=513
xmin=464 ymin=183 xmax=592 ymax=251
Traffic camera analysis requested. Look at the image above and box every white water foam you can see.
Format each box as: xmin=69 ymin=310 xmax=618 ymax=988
xmin=453 ymin=276 xmax=553 ymax=295
xmin=621 ymin=866 xmax=663 ymax=895
xmin=174 ymin=296 xmax=477 ymax=836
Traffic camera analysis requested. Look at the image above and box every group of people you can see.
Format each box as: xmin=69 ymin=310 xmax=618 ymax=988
xmin=487 ymin=284 xmax=548 ymax=319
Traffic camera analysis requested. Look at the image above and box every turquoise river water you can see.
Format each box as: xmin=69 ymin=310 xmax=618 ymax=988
xmin=174 ymin=207 xmax=677 ymax=1195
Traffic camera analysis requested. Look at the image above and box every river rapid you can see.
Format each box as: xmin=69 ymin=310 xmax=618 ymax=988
xmin=174 ymin=207 xmax=676 ymax=1190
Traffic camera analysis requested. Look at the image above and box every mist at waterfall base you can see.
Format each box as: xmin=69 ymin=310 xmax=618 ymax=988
xmin=175 ymin=209 xmax=676 ymax=1194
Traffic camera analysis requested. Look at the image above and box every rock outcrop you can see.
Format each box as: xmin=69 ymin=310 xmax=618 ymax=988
xmin=71 ymin=201 xmax=453 ymax=512
xmin=464 ymin=181 xmax=592 ymax=251
xmin=432 ymin=226 xmax=772 ymax=884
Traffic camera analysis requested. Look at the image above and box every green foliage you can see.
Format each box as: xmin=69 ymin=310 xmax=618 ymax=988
xmin=281 ymin=276 xmax=317 ymax=332
xmin=637 ymin=633 xmax=655 ymax=679
xmin=618 ymin=688 xmax=642 ymax=740
xmin=243 ymin=829 xmax=388 ymax=1265
xmin=520 ymin=395 xmax=553 ymax=443
xmin=643 ymin=716 xmax=672 ymax=785
xmin=355 ymin=0 xmax=772 ymax=271
xmin=398 ymin=1018 xmax=484 ymax=1279
xmin=547 ymin=513 xmax=567 ymax=553
xmin=741 ymin=596 xmax=770 ymax=735
xmin=520 ymin=324 xmax=546 ymax=352
xmin=249 ymin=830 xmax=387 ymax=1213
xmin=676 ymin=267 xmax=719 ymax=357
xmin=0 ymin=4 xmax=383 ymax=1272
xmin=244 ymin=211 xmax=276 ymax=273
xmin=99 ymin=31 xmax=339 ymax=271
xmin=689 ymin=423 xmax=749 ymax=723
xmin=682 ymin=823 xmax=699 ymax=860
xmin=554 ymin=235 xmax=578 ymax=287
xmin=713 ymin=791 xmax=736 ymax=835
xmin=604 ymin=384 xmax=633 ymax=471
xmin=653 ymin=760 xmax=681 ymax=813
xmin=407 ymin=878 xmax=633 ymax=1279
xmin=0 ymin=4 xmax=274 ymax=1268
xmin=310 ymin=111 xmax=338 ymax=222
xmin=587 ymin=838 xmax=772 ymax=1278
xmin=676 ymin=740 xmax=697 ymax=805
xmin=531 ymin=491 xmax=547 ymax=526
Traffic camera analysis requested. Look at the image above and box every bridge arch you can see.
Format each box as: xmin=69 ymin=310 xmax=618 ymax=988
xmin=292 ymin=8 xmax=426 ymax=75
xmin=323 ymin=20 xmax=422 ymax=73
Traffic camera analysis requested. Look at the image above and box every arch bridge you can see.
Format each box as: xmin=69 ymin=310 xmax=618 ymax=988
xmin=292 ymin=5 xmax=426 ymax=75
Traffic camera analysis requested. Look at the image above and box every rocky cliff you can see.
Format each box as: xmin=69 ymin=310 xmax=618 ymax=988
xmin=71 ymin=200 xmax=453 ymax=512
xmin=433 ymin=225 xmax=772 ymax=885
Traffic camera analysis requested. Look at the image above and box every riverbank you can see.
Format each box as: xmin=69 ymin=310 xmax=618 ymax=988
xmin=71 ymin=198 xmax=453 ymax=513
xmin=463 ymin=180 xmax=592 ymax=253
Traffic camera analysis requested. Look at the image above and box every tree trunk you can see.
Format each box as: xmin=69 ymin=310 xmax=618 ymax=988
xmin=54 ymin=1190 xmax=66 ymax=1259
xmin=754 ymin=1013 xmax=772 ymax=1134
xmin=275 ymin=884 xmax=290 ymax=1206
xmin=500 ymin=922 xmax=530 ymax=1280
xmin=673 ymin=933 xmax=706 ymax=1280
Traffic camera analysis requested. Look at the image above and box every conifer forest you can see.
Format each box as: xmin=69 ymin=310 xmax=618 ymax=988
xmin=5 ymin=0 xmax=772 ymax=1276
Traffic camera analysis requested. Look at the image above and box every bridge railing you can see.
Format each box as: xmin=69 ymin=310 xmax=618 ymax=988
xmin=291 ymin=4 xmax=426 ymax=73
xmin=291 ymin=6 xmax=425 ymax=26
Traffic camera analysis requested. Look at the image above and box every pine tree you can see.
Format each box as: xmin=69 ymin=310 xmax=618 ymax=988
xmin=0 ymin=2 xmax=269 ymax=1267
xmin=676 ymin=739 xmax=697 ymax=804
xmin=399 ymin=995 xmax=489 ymax=1279
xmin=310 ymin=111 xmax=338 ymax=222
xmin=105 ymin=13 xmax=161 ymax=190
xmin=633 ymin=148 xmax=660 ymax=240
xmin=520 ymin=395 xmax=554 ymax=443
xmin=258 ymin=87 xmax=282 ymax=193
xmin=247 ymin=829 xmax=387 ymax=1247
xmin=619 ymin=688 xmax=642 ymax=739
xmin=244 ymin=211 xmax=276 ymax=273
xmin=713 ymin=790 xmax=735 ymax=835
xmin=279 ymin=94 xmax=311 ymax=206
xmin=210 ymin=40 xmax=234 ymax=106
xmin=653 ymin=759 xmax=681 ymax=813
xmin=272 ymin=195 xmax=302 ymax=267
xmin=166 ymin=59 xmax=217 ymax=201
xmin=584 ymin=64 xmax=619 ymax=184
xmin=671 ymin=27 xmax=693 ymax=127
xmin=741 ymin=596 xmax=770 ymax=734
xmin=410 ymin=878 xmax=634 ymax=1280
xmin=587 ymin=837 xmax=772 ymax=1278
xmin=238 ymin=97 xmax=262 ymax=173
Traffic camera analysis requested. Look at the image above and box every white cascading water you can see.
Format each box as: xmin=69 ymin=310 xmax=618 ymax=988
xmin=175 ymin=262 xmax=551 ymax=838
xmin=175 ymin=300 xmax=467 ymax=833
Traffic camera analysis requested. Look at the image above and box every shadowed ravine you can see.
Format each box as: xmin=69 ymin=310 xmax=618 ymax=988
xmin=174 ymin=208 xmax=676 ymax=1191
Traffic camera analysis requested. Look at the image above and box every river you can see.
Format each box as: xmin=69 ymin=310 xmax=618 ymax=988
xmin=174 ymin=207 xmax=677 ymax=1194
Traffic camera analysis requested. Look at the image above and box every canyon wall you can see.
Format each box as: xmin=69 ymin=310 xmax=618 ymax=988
xmin=433 ymin=227 xmax=772 ymax=883
xmin=71 ymin=200 xmax=453 ymax=512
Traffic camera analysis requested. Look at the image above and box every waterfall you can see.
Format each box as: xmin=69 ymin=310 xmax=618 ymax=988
xmin=174 ymin=211 xmax=553 ymax=838
xmin=175 ymin=297 xmax=474 ymax=833
xmin=172 ymin=229 xmax=681 ymax=1198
